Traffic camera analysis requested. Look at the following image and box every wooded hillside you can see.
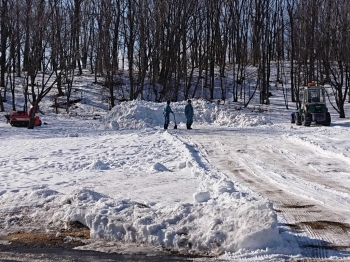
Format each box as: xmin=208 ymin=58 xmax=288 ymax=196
xmin=1 ymin=0 xmax=349 ymax=117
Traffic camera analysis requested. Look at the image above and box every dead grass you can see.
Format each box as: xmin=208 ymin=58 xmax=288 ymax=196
xmin=3 ymin=221 xmax=90 ymax=249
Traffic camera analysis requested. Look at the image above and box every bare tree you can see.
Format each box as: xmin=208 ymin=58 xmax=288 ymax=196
xmin=317 ymin=0 xmax=350 ymax=118
xmin=285 ymin=0 xmax=296 ymax=102
xmin=71 ymin=0 xmax=83 ymax=75
xmin=0 ymin=0 xmax=9 ymax=111
xmin=21 ymin=0 xmax=59 ymax=128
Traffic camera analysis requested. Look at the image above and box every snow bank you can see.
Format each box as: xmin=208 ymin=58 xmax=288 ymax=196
xmin=102 ymin=100 xmax=271 ymax=130
xmin=47 ymin=187 xmax=281 ymax=255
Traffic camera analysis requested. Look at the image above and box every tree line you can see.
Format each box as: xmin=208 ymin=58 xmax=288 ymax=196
xmin=1 ymin=0 xmax=350 ymax=119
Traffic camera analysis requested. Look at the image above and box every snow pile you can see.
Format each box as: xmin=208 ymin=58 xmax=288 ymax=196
xmin=1 ymin=175 xmax=283 ymax=256
xmin=214 ymin=110 xmax=271 ymax=127
xmin=102 ymin=100 xmax=271 ymax=130
xmin=103 ymin=100 xmax=166 ymax=129
xmin=48 ymin=186 xmax=281 ymax=255
xmin=192 ymin=100 xmax=271 ymax=127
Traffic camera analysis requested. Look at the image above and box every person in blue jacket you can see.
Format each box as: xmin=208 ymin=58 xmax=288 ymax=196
xmin=163 ymin=100 xmax=173 ymax=129
xmin=185 ymin=99 xmax=194 ymax=129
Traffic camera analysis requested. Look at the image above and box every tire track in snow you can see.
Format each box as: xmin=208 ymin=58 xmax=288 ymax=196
xmin=180 ymin=127 xmax=350 ymax=259
xmin=227 ymin=160 xmax=350 ymax=259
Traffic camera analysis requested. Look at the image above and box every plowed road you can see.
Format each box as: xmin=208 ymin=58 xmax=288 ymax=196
xmin=179 ymin=125 xmax=350 ymax=259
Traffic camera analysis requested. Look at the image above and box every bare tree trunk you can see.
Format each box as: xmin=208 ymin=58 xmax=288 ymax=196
xmin=72 ymin=0 xmax=82 ymax=75
xmin=126 ymin=0 xmax=135 ymax=100
xmin=0 ymin=0 xmax=8 ymax=90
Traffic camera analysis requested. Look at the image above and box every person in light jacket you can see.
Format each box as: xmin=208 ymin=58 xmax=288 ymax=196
xmin=185 ymin=99 xmax=194 ymax=129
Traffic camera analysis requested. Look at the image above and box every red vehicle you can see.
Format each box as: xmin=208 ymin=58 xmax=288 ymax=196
xmin=5 ymin=111 xmax=42 ymax=127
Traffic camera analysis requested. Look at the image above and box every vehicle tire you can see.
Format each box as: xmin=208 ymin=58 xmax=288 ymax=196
xmin=291 ymin=112 xmax=295 ymax=123
xmin=296 ymin=113 xmax=302 ymax=125
xmin=322 ymin=112 xmax=331 ymax=126
xmin=303 ymin=113 xmax=311 ymax=126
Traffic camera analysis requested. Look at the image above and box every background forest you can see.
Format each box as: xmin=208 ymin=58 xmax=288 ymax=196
xmin=1 ymin=0 xmax=350 ymax=119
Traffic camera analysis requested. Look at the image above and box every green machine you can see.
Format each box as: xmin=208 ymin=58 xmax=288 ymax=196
xmin=291 ymin=82 xmax=331 ymax=126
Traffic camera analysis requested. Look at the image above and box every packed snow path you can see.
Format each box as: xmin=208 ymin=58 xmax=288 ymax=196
xmin=176 ymin=124 xmax=350 ymax=260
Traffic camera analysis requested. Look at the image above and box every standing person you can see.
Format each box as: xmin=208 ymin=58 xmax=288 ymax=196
xmin=163 ymin=100 xmax=173 ymax=129
xmin=185 ymin=99 xmax=194 ymax=129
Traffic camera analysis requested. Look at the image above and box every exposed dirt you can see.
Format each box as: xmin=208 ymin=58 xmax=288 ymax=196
xmin=0 ymin=221 xmax=208 ymax=261
xmin=4 ymin=228 xmax=90 ymax=249
xmin=0 ymin=221 xmax=91 ymax=258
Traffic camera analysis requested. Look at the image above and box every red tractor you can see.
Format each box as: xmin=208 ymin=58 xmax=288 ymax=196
xmin=5 ymin=110 xmax=42 ymax=127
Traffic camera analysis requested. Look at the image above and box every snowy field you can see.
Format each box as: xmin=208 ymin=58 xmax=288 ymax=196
xmin=1 ymin=75 xmax=350 ymax=261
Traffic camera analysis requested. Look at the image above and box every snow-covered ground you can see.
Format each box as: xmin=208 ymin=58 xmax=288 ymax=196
xmin=1 ymin=74 xmax=350 ymax=261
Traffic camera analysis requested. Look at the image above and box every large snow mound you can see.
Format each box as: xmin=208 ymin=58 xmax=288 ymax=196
xmin=46 ymin=187 xmax=282 ymax=255
xmin=102 ymin=100 xmax=271 ymax=130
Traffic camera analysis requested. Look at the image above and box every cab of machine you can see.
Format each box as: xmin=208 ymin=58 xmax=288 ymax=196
xmin=303 ymin=82 xmax=326 ymax=104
